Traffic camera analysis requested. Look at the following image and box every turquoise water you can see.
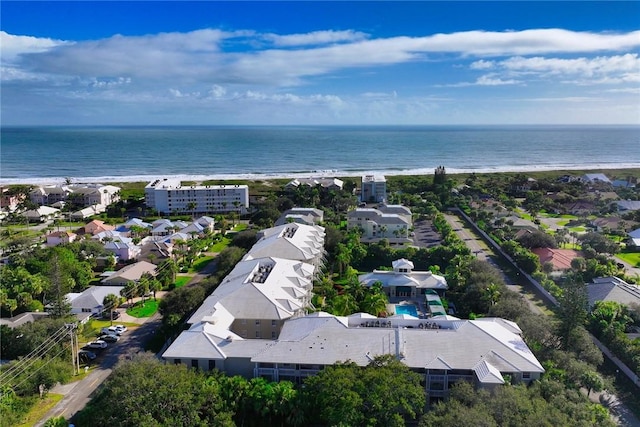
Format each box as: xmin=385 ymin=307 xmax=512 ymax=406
xmin=1 ymin=125 xmax=638 ymax=184
xmin=395 ymin=304 xmax=418 ymax=317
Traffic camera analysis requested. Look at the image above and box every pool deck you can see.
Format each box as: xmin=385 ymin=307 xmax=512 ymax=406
xmin=387 ymin=298 xmax=429 ymax=318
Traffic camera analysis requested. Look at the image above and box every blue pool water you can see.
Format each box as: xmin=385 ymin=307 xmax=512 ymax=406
xmin=395 ymin=305 xmax=418 ymax=317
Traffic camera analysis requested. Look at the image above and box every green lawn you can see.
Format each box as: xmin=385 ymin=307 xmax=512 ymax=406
xmin=231 ymin=223 xmax=248 ymax=232
xmin=210 ymin=237 xmax=231 ymax=252
xmin=192 ymin=255 xmax=215 ymax=272
xmin=126 ymin=299 xmax=159 ymax=317
xmin=173 ymin=276 xmax=191 ymax=289
xmin=617 ymin=252 xmax=640 ymax=268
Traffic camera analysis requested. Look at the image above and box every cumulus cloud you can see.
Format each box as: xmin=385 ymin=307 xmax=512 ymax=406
xmin=0 ymin=31 xmax=71 ymax=63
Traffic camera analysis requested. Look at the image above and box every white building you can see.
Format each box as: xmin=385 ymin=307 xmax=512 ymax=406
xmin=145 ymin=179 xmax=249 ymax=215
xmin=347 ymin=205 xmax=412 ymax=244
xmin=359 ymin=259 xmax=448 ymax=299
xmin=361 ymin=174 xmax=387 ymax=203
xmin=30 ymin=184 xmax=120 ymax=207
xmin=163 ymin=312 xmax=544 ymax=396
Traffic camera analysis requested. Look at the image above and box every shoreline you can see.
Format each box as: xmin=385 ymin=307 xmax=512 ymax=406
xmin=2 ymin=164 xmax=639 ymax=187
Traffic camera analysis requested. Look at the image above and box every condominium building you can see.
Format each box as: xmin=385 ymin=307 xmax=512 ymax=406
xmin=347 ymin=205 xmax=412 ymax=244
xmin=144 ymin=178 xmax=249 ymax=215
xmin=361 ymin=174 xmax=387 ymax=203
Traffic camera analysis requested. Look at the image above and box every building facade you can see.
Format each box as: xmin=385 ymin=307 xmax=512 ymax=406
xmin=361 ymin=174 xmax=387 ymax=203
xmin=145 ymin=179 xmax=249 ymax=215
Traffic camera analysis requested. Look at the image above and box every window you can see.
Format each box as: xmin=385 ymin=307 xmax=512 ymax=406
xmin=174 ymin=359 xmax=181 ymax=365
xmin=255 ymin=320 xmax=261 ymax=326
xmin=522 ymin=372 xmax=531 ymax=379
xmin=271 ymin=320 xmax=277 ymax=327
xmin=208 ymin=360 xmax=216 ymax=370
xmin=271 ymin=331 xmax=277 ymax=339
xmin=191 ymin=359 xmax=199 ymax=368
xmin=255 ymin=331 xmax=261 ymax=338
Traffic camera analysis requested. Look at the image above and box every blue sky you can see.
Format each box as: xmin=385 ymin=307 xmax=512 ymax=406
xmin=2 ymin=1 xmax=639 ymax=125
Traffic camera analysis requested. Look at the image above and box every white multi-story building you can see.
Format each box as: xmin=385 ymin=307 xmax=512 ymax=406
xmin=361 ymin=174 xmax=386 ymax=203
xmin=30 ymin=184 xmax=120 ymax=207
xmin=347 ymin=205 xmax=412 ymax=244
xmin=144 ymin=179 xmax=249 ymax=215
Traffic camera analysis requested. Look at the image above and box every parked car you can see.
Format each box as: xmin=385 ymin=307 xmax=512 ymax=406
xmin=113 ymin=325 xmax=128 ymax=333
xmin=85 ymin=340 xmax=108 ymax=349
xmin=98 ymin=334 xmax=120 ymax=343
xmin=78 ymin=350 xmax=96 ymax=363
xmin=101 ymin=326 xmax=124 ymax=336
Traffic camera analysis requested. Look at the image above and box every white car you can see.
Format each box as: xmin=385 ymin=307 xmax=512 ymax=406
xmin=113 ymin=325 xmax=128 ymax=333
xmin=86 ymin=340 xmax=108 ymax=349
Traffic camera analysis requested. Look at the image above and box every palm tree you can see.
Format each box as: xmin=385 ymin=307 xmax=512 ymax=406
xmin=186 ymin=201 xmax=197 ymax=219
xmin=103 ymin=293 xmax=120 ymax=325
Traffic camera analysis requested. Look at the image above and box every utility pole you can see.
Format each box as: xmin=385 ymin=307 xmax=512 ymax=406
xmin=66 ymin=323 xmax=79 ymax=375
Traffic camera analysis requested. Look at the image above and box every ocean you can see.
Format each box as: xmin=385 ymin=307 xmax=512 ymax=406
xmin=1 ymin=125 xmax=639 ymax=185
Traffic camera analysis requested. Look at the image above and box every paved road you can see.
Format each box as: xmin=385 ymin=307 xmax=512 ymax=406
xmin=444 ymin=211 xmax=640 ymax=426
xmin=35 ymin=313 xmax=162 ymax=426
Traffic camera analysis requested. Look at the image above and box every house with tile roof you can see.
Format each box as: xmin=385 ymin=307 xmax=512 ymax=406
xmin=532 ymin=248 xmax=582 ymax=273
xmin=81 ymin=219 xmax=115 ymax=236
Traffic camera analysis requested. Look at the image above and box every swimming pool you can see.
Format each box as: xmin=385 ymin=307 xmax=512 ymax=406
xmin=395 ymin=304 xmax=418 ymax=317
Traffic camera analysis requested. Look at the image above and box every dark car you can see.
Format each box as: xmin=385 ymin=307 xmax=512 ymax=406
xmin=78 ymin=350 xmax=97 ymax=363
xmin=98 ymin=334 xmax=120 ymax=343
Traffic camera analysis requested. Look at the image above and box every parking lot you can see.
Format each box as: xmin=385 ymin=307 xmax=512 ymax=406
xmin=411 ymin=219 xmax=441 ymax=248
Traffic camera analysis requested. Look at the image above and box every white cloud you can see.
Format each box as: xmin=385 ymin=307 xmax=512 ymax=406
xmin=209 ymin=84 xmax=227 ymax=98
xmin=264 ymin=30 xmax=368 ymax=47
xmin=0 ymin=31 xmax=71 ymax=63
xmin=470 ymin=60 xmax=495 ymax=70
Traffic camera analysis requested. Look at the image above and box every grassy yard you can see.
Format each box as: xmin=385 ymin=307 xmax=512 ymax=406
xmin=16 ymin=393 xmax=64 ymax=427
xmin=617 ymin=252 xmax=640 ymax=268
xmin=192 ymin=255 xmax=215 ymax=272
xmin=173 ymin=276 xmax=191 ymax=289
xmin=126 ymin=299 xmax=159 ymax=317
xmin=210 ymin=237 xmax=231 ymax=252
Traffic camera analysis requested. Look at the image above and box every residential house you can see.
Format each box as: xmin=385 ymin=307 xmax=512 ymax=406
xmin=0 ymin=187 xmax=24 ymax=213
xmin=101 ymin=260 xmax=157 ymax=286
xmin=285 ymin=177 xmax=344 ymax=191
xmin=46 ymin=231 xmax=78 ymax=247
xmin=586 ymin=277 xmax=640 ymax=309
xmin=627 ymin=228 xmax=640 ymax=249
xmin=565 ymin=200 xmax=597 ymax=216
xmin=361 ymin=174 xmax=387 ymax=203
xmin=81 ymin=219 xmax=115 ymax=236
xmin=275 ymin=208 xmax=324 ymax=226
xmin=23 ymin=206 xmax=60 ymax=222
xmin=66 ymin=285 xmax=125 ymax=316
xmin=591 ymin=217 xmax=628 ymax=233
xmin=0 ymin=312 xmax=49 ymax=329
xmin=70 ymin=204 xmax=106 ymax=220
xmin=531 ymin=248 xmax=582 ymax=274
xmin=615 ymin=200 xmax=640 ymax=213
xmin=145 ymin=178 xmax=249 ymax=215
xmin=582 ymin=173 xmax=611 ymax=184
xmin=347 ymin=205 xmax=412 ymax=244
